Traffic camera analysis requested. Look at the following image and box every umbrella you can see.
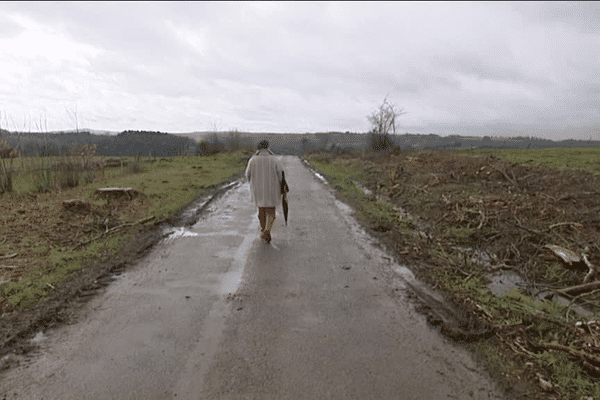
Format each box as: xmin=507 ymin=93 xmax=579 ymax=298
xmin=281 ymin=170 xmax=289 ymax=226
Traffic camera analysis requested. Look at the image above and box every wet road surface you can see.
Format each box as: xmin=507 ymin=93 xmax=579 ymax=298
xmin=0 ymin=156 xmax=504 ymax=399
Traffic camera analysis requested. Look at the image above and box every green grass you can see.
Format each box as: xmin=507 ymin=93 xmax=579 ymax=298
xmin=2 ymin=236 xmax=121 ymax=310
xmin=1 ymin=152 xmax=250 ymax=310
xmin=82 ymin=154 xmax=248 ymax=219
xmin=456 ymin=146 xmax=600 ymax=175
xmin=306 ymin=156 xmax=414 ymax=235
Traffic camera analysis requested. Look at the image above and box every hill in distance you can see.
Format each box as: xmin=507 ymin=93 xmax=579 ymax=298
xmin=2 ymin=128 xmax=599 ymax=157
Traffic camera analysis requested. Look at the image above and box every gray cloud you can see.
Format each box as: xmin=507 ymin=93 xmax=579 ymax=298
xmin=0 ymin=13 xmax=25 ymax=38
xmin=0 ymin=2 xmax=599 ymax=139
xmin=516 ymin=2 xmax=600 ymax=34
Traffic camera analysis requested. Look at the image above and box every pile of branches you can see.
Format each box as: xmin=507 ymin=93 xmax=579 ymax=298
xmin=322 ymin=150 xmax=600 ymax=395
xmin=369 ymin=151 xmax=600 ymax=291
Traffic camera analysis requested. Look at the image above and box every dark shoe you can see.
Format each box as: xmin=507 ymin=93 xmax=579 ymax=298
xmin=265 ymin=232 xmax=271 ymax=244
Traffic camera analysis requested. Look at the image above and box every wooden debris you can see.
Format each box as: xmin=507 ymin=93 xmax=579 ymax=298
xmin=565 ymin=288 xmax=600 ymax=321
xmin=558 ymin=281 xmax=600 ymax=296
xmin=544 ymin=244 xmax=581 ymax=265
xmin=0 ymin=253 xmax=17 ymax=259
xmin=544 ymin=245 xmax=599 ymax=284
xmin=546 ymin=222 xmax=583 ymax=231
xmin=104 ymin=158 xmax=128 ymax=168
xmin=71 ymin=215 xmax=155 ymax=250
xmin=538 ymin=342 xmax=600 ymax=367
xmin=582 ymin=252 xmax=599 ymax=283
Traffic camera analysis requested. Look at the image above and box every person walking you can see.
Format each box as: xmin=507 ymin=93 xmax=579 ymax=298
xmin=245 ymin=140 xmax=288 ymax=244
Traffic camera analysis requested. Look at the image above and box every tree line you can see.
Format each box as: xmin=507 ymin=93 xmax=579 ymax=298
xmin=0 ymin=130 xmax=197 ymax=157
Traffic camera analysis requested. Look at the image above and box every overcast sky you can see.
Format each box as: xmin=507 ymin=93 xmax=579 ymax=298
xmin=1 ymin=2 xmax=599 ymax=140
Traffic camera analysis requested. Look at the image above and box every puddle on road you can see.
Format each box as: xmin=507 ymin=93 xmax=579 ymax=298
xmin=312 ymin=171 xmax=327 ymax=183
xmin=163 ymin=227 xmax=199 ymax=243
xmin=163 ymin=228 xmax=245 ymax=244
xmin=217 ymin=221 xmax=258 ymax=296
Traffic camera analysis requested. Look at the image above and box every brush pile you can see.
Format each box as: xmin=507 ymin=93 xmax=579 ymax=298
xmin=323 ymin=149 xmax=600 ymax=394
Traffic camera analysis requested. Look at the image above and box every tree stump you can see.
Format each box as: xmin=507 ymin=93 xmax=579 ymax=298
xmin=62 ymin=199 xmax=92 ymax=212
xmin=94 ymin=187 xmax=138 ymax=201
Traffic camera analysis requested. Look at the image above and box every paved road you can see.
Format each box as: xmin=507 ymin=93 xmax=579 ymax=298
xmin=0 ymin=156 xmax=504 ymax=399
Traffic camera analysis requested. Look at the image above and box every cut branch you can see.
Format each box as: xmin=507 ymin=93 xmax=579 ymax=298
xmin=538 ymin=342 xmax=600 ymax=366
xmin=557 ymin=281 xmax=600 ymax=296
xmin=565 ymin=288 xmax=600 ymax=321
xmin=0 ymin=253 xmax=17 ymax=259
xmin=71 ymin=215 xmax=155 ymax=250
xmin=582 ymin=253 xmax=599 ymax=283
xmin=546 ymin=222 xmax=583 ymax=231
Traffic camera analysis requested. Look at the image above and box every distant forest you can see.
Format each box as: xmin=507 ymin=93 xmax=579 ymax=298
xmin=0 ymin=129 xmax=196 ymax=157
xmin=1 ymin=128 xmax=599 ymax=158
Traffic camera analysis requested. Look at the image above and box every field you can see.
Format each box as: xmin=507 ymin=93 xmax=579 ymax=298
xmin=0 ymin=152 xmax=250 ymax=313
xmin=306 ymin=146 xmax=600 ymax=399
xmin=457 ymin=146 xmax=600 ymax=175
xmin=2 ymin=143 xmax=600 ymax=397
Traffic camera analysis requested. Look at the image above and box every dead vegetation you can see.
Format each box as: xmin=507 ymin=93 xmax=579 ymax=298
xmin=307 ymin=148 xmax=600 ymax=397
xmin=354 ymin=150 xmax=600 ymax=293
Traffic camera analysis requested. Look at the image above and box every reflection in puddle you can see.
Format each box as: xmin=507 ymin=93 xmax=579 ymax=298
xmin=164 ymin=228 xmax=243 ymax=244
xmin=164 ymin=227 xmax=199 ymax=243
xmin=218 ymin=228 xmax=257 ymax=296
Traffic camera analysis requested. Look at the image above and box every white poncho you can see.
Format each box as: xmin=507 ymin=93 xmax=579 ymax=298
xmin=245 ymin=150 xmax=283 ymax=208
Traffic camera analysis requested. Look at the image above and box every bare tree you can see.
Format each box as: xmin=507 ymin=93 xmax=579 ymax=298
xmin=367 ymin=97 xmax=406 ymax=152
xmin=367 ymin=96 xmax=406 ymax=135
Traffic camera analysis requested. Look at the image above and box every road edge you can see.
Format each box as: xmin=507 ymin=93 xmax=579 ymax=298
xmin=0 ymin=177 xmax=244 ymax=365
